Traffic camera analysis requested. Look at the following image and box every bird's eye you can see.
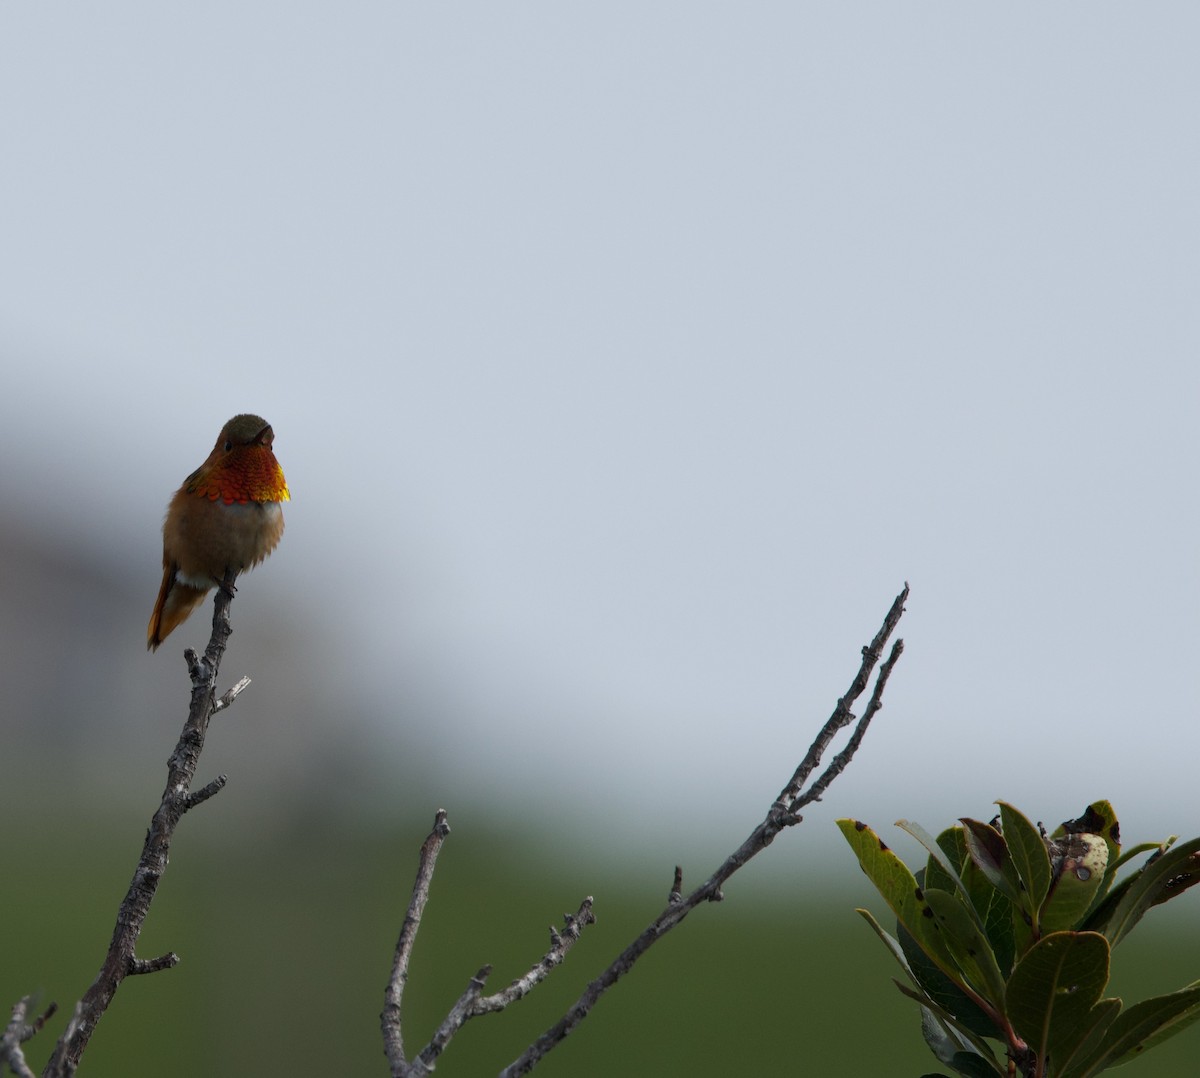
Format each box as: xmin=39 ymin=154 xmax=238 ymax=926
xmin=224 ymin=440 xmax=233 ymax=452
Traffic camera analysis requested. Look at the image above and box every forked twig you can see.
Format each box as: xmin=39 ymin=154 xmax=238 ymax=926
xmin=381 ymin=585 xmax=910 ymax=1077
xmin=501 ymin=587 xmax=907 ymax=1076
xmin=381 ymin=810 xmax=597 ymax=1078
xmin=1 ymin=999 xmax=57 ymax=1078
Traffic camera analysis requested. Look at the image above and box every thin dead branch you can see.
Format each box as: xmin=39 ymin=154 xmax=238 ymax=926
xmin=37 ymin=569 xmax=248 ymax=1078
xmin=12 ymin=581 xmax=906 ymax=1075
xmin=381 ymin=809 xmax=452 ymax=1074
xmin=381 ymin=809 xmax=598 ymax=1078
xmin=380 ymin=584 xmax=909 ymax=1077
xmin=498 ymin=584 xmax=908 ymax=1076
xmin=412 ymin=905 xmax=604 ymax=1075
xmin=1 ymin=999 xmax=56 ymax=1078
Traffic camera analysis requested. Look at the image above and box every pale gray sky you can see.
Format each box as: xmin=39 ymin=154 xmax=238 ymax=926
xmin=1 ymin=5 xmax=1197 ymax=853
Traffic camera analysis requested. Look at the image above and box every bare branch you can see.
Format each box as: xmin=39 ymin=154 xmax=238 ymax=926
xmin=774 ymin=583 xmax=909 ymax=812
xmin=212 ymin=675 xmax=252 ymax=714
xmin=183 ymin=774 xmax=228 ymax=812
xmin=498 ymin=584 xmax=909 ymax=1076
xmin=792 ymin=636 xmax=904 ymax=812
xmin=401 ymin=900 xmax=599 ymax=1075
xmin=40 ymin=568 xmax=243 ymax=1077
xmin=378 ymin=586 xmax=907 ymax=1078
xmin=381 ymin=809 xmax=452 ymax=1076
xmin=380 ymin=814 xmax=599 ymax=1077
xmin=668 ymin=866 xmax=684 ymax=906
xmin=411 ymin=966 xmax=491 ymax=1076
xmin=129 ymin=954 xmax=180 ymax=977
xmin=2 ymin=999 xmax=56 ymax=1078
xmin=473 ymin=898 xmax=596 ymax=1014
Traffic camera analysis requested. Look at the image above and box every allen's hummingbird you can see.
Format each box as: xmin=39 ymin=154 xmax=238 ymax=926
xmin=147 ymin=414 xmax=290 ymax=650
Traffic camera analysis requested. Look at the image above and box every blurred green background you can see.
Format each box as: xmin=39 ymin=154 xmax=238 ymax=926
xmin=6 ymin=771 xmax=1199 ymax=1077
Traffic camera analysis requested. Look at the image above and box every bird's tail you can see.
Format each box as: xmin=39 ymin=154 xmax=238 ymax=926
xmin=147 ymin=564 xmax=210 ymax=650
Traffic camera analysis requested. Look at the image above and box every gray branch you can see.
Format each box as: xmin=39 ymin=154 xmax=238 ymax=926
xmin=1 ymin=999 xmax=55 ymax=1078
xmin=34 ymin=569 xmax=248 ymax=1077
xmin=10 ymin=580 xmax=907 ymax=1075
xmin=379 ymin=585 xmax=909 ymax=1077
xmin=381 ymin=809 xmax=452 ymax=1074
xmin=499 ymin=584 xmax=908 ymax=1076
xmin=380 ymin=807 xmax=599 ymax=1078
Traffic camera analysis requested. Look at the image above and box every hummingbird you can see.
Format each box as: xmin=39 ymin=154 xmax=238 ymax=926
xmin=147 ymin=414 xmax=290 ymax=650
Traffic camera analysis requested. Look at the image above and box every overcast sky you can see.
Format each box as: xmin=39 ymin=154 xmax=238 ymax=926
xmin=1 ymin=5 xmax=1197 ymax=855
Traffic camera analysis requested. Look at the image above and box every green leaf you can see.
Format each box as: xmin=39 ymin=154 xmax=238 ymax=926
xmin=898 ymin=923 xmax=998 ymax=1040
xmin=944 ymin=1055 xmax=1006 ymax=1078
xmin=894 ymin=978 xmax=1001 ymax=1066
xmin=1049 ymin=801 xmax=1123 ymax=921
xmin=855 ymin=907 xmax=914 ymax=976
xmin=1074 ymin=984 xmax=1200 ymax=1076
xmin=838 ymin=819 xmax=959 ymax=977
xmin=899 ymin=819 xmax=984 ymax=928
xmin=927 ymin=827 xmax=967 ymax=893
xmin=977 ymin=881 xmax=1016 ymax=978
xmin=1080 ymin=872 xmax=1135 ymax=938
xmin=858 ymin=906 xmax=1002 ymax=1066
xmin=1114 ymin=981 xmax=1200 ymax=1059
xmin=1049 ymin=801 xmax=1121 ymax=852
xmin=1005 ymin=931 xmax=1111 ymax=1069
xmin=960 ymin=818 xmax=1026 ymax=910
xmin=1049 ymin=997 xmax=1121 ymax=1077
xmin=914 ymin=994 xmax=1003 ymax=1075
xmin=998 ymin=801 xmax=1053 ymax=914
xmin=1108 ymin=840 xmax=1163 ymax=873
xmin=929 ymin=825 xmax=1018 ymax=978
xmin=948 ymin=828 xmax=1018 ymax=975
xmin=1096 ymin=836 xmax=1200 ymax=948
xmin=921 ymin=1003 xmax=973 ymax=1063
xmin=923 ymin=889 xmax=1007 ymax=1007
xmin=1040 ymin=833 xmax=1109 ymax=934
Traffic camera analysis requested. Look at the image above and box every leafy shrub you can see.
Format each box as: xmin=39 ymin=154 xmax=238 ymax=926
xmin=840 ymin=802 xmax=1200 ymax=1077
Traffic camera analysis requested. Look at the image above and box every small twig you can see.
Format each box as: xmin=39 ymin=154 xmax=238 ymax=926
xmin=381 ymin=809 xmax=452 ymax=1077
xmin=405 ymin=901 xmax=599 ymax=1075
xmin=668 ymin=866 xmax=683 ymax=906
xmin=473 ymin=898 xmax=596 ymax=1014
xmin=40 ymin=569 xmax=242 ymax=1078
xmin=380 ymin=816 xmax=598 ymax=1077
xmin=183 ymin=775 xmax=228 ymax=812
xmin=773 ymin=583 xmax=908 ymax=813
xmin=498 ymin=584 xmax=909 ymax=1077
xmin=376 ymin=586 xmax=908 ymax=1077
xmin=129 ymin=954 xmax=180 ymax=977
xmin=411 ymin=966 xmax=491 ymax=1075
xmin=1 ymin=999 xmax=56 ymax=1078
xmin=212 ymin=676 xmax=252 ymax=714
xmin=792 ymin=636 xmax=905 ymax=812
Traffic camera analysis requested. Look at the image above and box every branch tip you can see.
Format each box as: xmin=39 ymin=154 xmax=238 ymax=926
xmin=1 ymin=999 xmax=40 ymax=1078
xmin=129 ymin=953 xmax=180 ymax=976
xmin=31 ymin=1000 xmax=58 ymax=1036
xmin=212 ymin=675 xmax=252 ymax=713
xmin=183 ymin=774 xmax=227 ymax=811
